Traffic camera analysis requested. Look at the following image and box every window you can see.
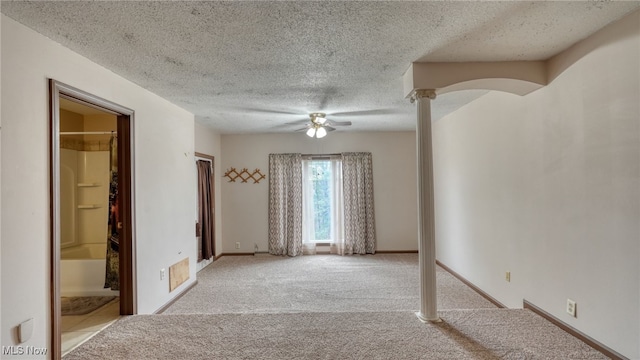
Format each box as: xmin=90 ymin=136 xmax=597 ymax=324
xmin=302 ymin=157 xmax=343 ymax=244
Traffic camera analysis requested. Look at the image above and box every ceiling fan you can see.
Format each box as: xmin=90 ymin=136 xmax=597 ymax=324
xmin=296 ymin=112 xmax=352 ymax=138
xmin=258 ymin=106 xmax=403 ymax=135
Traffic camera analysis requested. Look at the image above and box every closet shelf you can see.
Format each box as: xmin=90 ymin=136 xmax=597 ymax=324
xmin=77 ymin=183 xmax=101 ymax=187
xmin=77 ymin=204 xmax=101 ymax=209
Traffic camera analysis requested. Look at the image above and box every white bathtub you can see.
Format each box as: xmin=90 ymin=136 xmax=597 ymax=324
xmin=60 ymin=243 xmax=119 ymax=297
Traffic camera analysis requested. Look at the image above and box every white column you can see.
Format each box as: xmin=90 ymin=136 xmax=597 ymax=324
xmin=412 ymin=89 xmax=440 ymax=323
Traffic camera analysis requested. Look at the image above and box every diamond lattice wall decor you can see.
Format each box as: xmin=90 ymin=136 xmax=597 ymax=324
xmin=224 ymin=168 xmax=266 ymax=184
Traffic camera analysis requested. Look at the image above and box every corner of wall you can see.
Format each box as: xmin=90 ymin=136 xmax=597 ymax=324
xmin=547 ymin=8 xmax=640 ymax=83
xmin=432 ymin=11 xmax=640 ymax=358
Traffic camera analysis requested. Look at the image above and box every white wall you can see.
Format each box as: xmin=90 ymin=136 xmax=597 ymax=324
xmin=1 ymin=15 xmax=197 ymax=357
xmin=221 ymin=132 xmax=417 ymax=254
xmin=433 ymin=11 xmax=639 ymax=359
xmin=0 ymin=13 xmax=4 ymax=344
xmin=194 ymin=122 xmax=223 ymax=268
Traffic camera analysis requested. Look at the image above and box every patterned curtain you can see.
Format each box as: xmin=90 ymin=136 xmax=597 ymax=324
xmin=268 ymin=153 xmax=303 ymax=256
xmin=341 ymin=152 xmax=376 ymax=255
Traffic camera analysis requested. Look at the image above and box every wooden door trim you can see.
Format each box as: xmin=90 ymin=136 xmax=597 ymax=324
xmin=117 ymin=114 xmax=135 ymax=315
xmin=49 ymin=80 xmax=136 ymax=359
xmin=49 ymin=80 xmax=62 ymax=360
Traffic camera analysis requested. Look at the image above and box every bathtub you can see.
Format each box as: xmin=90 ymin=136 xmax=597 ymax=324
xmin=60 ymin=243 xmax=119 ymax=297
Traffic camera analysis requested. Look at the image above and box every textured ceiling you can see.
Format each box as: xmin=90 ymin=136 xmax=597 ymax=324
xmin=2 ymin=1 xmax=639 ymax=134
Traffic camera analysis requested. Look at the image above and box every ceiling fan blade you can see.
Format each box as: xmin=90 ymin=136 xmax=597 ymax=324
xmin=284 ymin=119 xmax=309 ymax=126
xmin=330 ymin=109 xmax=401 ymax=117
xmin=294 ymin=127 xmax=309 ymax=132
xmin=326 ymin=120 xmax=351 ymax=126
xmin=270 ymin=119 xmax=307 ymax=131
xmin=324 ymin=126 xmax=336 ymax=132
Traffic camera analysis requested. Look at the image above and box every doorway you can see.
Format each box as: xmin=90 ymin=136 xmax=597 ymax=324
xmin=195 ymin=152 xmax=215 ymax=272
xmin=50 ymin=80 xmax=136 ymax=359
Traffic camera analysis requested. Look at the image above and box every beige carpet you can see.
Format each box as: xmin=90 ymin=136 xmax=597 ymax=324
xmin=164 ymin=254 xmax=497 ymax=314
xmin=63 ymin=254 xmax=607 ymax=359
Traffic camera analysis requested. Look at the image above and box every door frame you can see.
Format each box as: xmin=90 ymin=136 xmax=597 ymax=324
xmin=49 ymin=80 xmax=137 ymax=359
xmin=195 ymin=152 xmax=216 ymax=265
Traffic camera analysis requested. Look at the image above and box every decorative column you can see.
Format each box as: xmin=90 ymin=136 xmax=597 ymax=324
xmin=411 ymin=89 xmax=440 ymax=323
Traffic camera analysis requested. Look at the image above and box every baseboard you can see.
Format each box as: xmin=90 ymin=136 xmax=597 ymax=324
xmin=523 ymin=300 xmax=628 ymax=360
xmin=435 ymin=260 xmax=506 ymax=308
xmin=218 ymin=251 xmax=419 ymax=256
xmin=376 ymin=250 xmax=419 ymax=254
xmin=154 ymin=280 xmax=198 ymax=314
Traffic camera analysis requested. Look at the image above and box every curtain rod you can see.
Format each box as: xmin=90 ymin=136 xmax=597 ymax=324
xmin=301 ymin=153 xmax=341 ymax=157
xmin=302 ymin=153 xmax=341 ymax=160
xmin=60 ymin=131 xmax=115 ymax=135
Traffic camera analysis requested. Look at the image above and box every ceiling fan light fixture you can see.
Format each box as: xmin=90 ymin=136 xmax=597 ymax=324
xmin=310 ymin=112 xmax=327 ymax=125
xmin=315 ymin=127 xmax=327 ymax=138
xmin=304 ymin=112 xmax=340 ymax=139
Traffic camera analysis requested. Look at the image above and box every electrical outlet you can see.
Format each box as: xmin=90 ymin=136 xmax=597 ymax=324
xmin=505 ymin=271 xmax=511 ymax=282
xmin=18 ymin=318 xmax=34 ymax=343
xmin=566 ymin=299 xmax=577 ymax=317
xmin=235 ymin=242 xmax=240 ymax=249
xmin=160 ymin=268 xmax=165 ymax=280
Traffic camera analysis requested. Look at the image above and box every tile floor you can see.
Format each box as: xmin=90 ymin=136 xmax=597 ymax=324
xmin=61 ymin=298 xmax=120 ymax=357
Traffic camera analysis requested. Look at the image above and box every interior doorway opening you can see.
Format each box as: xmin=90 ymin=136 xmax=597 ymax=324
xmin=50 ymin=80 xmax=136 ymax=359
xmin=195 ymin=152 xmax=215 ymax=272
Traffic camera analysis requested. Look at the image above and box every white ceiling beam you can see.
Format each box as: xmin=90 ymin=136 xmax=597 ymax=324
xmin=403 ymin=61 xmax=548 ymax=98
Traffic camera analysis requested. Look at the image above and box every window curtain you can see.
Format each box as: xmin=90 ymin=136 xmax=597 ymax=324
xmin=197 ymin=160 xmax=215 ymax=261
xmin=302 ymin=157 xmax=344 ymax=254
xmin=268 ymin=153 xmax=303 ymax=256
xmin=301 ymin=160 xmax=316 ymax=254
xmin=341 ymin=152 xmax=376 ymax=255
